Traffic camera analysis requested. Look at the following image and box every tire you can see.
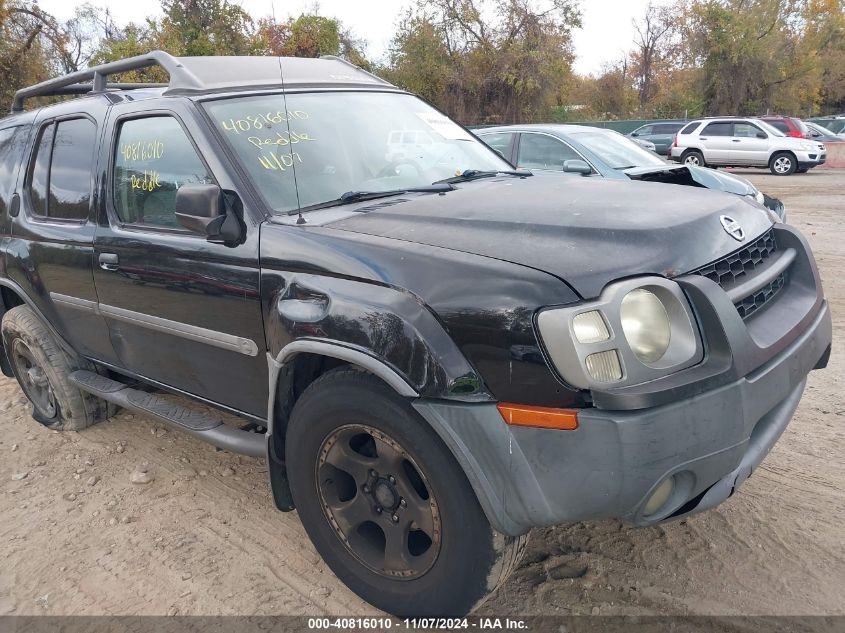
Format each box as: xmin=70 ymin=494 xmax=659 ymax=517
xmin=769 ymin=152 xmax=797 ymax=176
xmin=285 ymin=368 xmax=527 ymax=617
xmin=682 ymin=149 xmax=705 ymax=167
xmin=1 ymin=305 xmax=114 ymax=430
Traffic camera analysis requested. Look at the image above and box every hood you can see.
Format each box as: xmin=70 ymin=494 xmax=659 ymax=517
xmin=320 ymin=176 xmax=773 ymax=298
xmin=624 ymin=164 xmax=757 ymax=197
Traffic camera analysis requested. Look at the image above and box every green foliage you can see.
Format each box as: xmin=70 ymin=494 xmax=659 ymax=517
xmin=1 ymin=0 xmax=843 ymax=120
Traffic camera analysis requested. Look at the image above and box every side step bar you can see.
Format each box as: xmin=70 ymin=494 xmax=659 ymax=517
xmin=69 ymin=370 xmax=265 ymax=458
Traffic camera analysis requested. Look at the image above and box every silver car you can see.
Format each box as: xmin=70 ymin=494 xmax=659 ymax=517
xmin=670 ymin=118 xmax=826 ymax=175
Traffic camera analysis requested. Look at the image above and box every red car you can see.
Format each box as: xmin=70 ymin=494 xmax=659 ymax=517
xmin=760 ymin=115 xmax=810 ymax=138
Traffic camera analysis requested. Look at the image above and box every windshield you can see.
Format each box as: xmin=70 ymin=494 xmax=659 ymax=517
xmin=569 ymin=130 xmax=666 ymax=169
xmin=204 ymin=92 xmax=511 ymax=213
xmin=755 ymin=120 xmax=785 ymax=137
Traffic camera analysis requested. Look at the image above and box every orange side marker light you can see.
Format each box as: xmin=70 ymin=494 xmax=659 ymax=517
xmin=497 ymin=403 xmax=579 ymax=430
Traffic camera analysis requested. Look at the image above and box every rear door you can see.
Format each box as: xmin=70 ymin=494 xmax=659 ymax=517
xmin=6 ymin=100 xmax=117 ymax=363
xmin=697 ymin=121 xmax=734 ymax=163
xmin=92 ymin=99 xmax=268 ymax=418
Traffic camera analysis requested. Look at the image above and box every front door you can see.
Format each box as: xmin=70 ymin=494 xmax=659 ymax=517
xmin=730 ymin=121 xmax=770 ymax=165
xmin=93 ymin=101 xmax=268 ymax=418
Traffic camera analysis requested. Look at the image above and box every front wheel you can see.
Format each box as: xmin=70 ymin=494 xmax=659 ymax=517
xmin=286 ymin=368 xmax=526 ymax=617
xmin=770 ymin=152 xmax=797 ymax=175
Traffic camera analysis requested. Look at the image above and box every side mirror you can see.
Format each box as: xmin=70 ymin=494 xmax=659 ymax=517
xmin=175 ymin=184 xmax=242 ymax=244
xmin=563 ymin=159 xmax=592 ymax=175
xmin=630 ymin=131 xmax=639 ymax=137
xmin=756 ymin=132 xmax=767 ymax=139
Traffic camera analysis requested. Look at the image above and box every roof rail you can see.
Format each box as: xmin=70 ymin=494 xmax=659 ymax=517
xmin=11 ymin=50 xmax=200 ymax=113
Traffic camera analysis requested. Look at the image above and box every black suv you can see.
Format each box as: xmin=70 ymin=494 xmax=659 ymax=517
xmin=0 ymin=52 xmax=832 ymax=617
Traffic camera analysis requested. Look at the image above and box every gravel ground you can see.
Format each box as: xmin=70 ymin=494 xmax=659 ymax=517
xmin=1 ymin=169 xmax=843 ymax=617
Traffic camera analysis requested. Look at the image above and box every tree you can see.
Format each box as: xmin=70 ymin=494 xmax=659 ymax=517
xmin=154 ymin=0 xmax=257 ymax=56
xmin=258 ymin=13 xmax=369 ymax=66
xmin=385 ymin=0 xmax=581 ymax=124
xmin=631 ymin=2 xmax=679 ymax=112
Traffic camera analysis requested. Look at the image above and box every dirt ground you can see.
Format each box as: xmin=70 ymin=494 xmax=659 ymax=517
xmin=1 ymin=169 xmax=843 ymax=618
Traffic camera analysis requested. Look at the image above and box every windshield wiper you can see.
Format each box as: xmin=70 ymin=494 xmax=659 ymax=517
xmin=433 ymin=169 xmax=532 ymax=184
xmin=290 ymin=183 xmax=455 ymax=215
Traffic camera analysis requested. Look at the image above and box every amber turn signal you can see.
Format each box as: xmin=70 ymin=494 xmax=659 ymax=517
xmin=497 ymin=403 xmax=579 ymax=430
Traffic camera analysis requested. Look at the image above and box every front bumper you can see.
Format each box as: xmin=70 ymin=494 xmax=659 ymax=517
xmin=415 ymin=303 xmax=829 ymax=536
xmin=414 ymin=226 xmax=831 ymax=537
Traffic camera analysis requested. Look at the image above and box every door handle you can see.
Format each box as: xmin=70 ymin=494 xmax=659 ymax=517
xmin=699 ymin=137 xmax=708 ymax=141
xmin=732 ymin=139 xmax=741 ymax=142
xmin=98 ymin=253 xmax=120 ymax=271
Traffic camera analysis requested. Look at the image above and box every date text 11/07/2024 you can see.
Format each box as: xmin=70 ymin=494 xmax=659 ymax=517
xmin=307 ymin=618 xmax=530 ymax=630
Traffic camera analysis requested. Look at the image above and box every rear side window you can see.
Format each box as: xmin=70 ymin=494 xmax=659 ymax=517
xmin=767 ymin=120 xmax=789 ymax=134
xmin=702 ymin=122 xmax=732 ymax=136
xmin=679 ymin=122 xmax=700 ymax=134
xmin=654 ymin=123 xmax=682 ymax=134
xmin=113 ymin=116 xmax=213 ymax=229
xmin=27 ymin=118 xmax=97 ymax=221
xmin=633 ymin=125 xmax=653 ymax=135
xmin=0 ymin=126 xmax=28 ymax=217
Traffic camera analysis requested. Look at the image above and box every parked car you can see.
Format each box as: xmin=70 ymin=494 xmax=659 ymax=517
xmin=477 ymin=124 xmax=786 ymax=221
xmin=804 ymin=120 xmax=845 ymax=143
xmin=630 ymin=136 xmax=658 ymax=152
xmin=670 ymin=117 xmax=826 ymax=175
xmin=627 ymin=121 xmax=686 ymax=155
xmin=0 ymin=52 xmax=832 ymax=617
xmin=760 ymin=115 xmax=810 ymax=138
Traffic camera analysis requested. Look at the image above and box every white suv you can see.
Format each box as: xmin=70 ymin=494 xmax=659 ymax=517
xmin=670 ymin=117 xmax=826 ymax=175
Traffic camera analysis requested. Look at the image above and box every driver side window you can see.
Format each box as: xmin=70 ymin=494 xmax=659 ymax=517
xmin=113 ymin=116 xmax=213 ymax=229
xmin=518 ymin=133 xmax=581 ymax=171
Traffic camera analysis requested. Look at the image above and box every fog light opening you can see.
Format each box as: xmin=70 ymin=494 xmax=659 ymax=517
xmin=644 ymin=476 xmax=676 ymax=516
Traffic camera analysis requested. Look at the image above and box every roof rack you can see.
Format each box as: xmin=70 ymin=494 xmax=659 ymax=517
xmin=12 ymin=50 xmax=396 ymax=114
xmin=11 ymin=50 xmax=200 ymax=113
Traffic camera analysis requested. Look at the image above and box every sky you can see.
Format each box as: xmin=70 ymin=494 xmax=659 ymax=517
xmin=36 ymin=0 xmax=674 ymax=75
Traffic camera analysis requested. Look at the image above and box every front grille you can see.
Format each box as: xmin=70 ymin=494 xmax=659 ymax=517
xmin=736 ymin=272 xmax=785 ymax=319
xmin=691 ymin=229 xmax=786 ymax=318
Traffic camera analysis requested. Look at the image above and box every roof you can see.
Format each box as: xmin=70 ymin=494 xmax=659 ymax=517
xmin=11 ymin=50 xmax=397 ymax=112
xmin=476 ymin=123 xmax=614 ymax=135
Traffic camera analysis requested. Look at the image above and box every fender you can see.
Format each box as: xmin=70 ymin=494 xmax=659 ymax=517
xmin=0 ymin=277 xmax=77 ymax=376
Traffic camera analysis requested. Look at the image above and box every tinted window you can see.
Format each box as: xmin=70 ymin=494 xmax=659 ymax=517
xmin=633 ymin=125 xmax=653 ymax=135
xmin=767 ymin=120 xmax=789 ymax=134
xmin=48 ymin=118 xmax=97 ymax=220
xmin=680 ymin=122 xmax=700 ymax=134
xmin=702 ymin=122 xmax=733 ymax=136
xmin=0 ymin=126 xmax=28 ymax=216
xmin=113 ymin=117 xmax=213 ymax=228
xmin=480 ymin=132 xmax=514 ymax=159
xmin=654 ymin=123 xmax=683 ymax=134
xmin=734 ymin=123 xmax=764 ymax=138
xmin=518 ymin=133 xmax=581 ymax=170
xmin=29 ymin=124 xmax=53 ymax=217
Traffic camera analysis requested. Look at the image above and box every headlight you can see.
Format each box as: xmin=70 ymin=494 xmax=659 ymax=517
xmin=620 ymin=289 xmax=671 ymax=364
xmin=800 ymin=141 xmax=816 ymax=150
xmin=537 ymin=277 xmax=703 ymax=389
xmin=755 ymin=191 xmax=765 ymax=205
